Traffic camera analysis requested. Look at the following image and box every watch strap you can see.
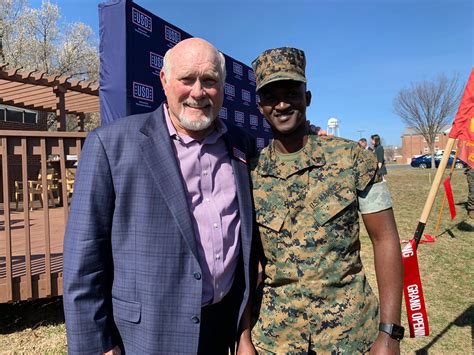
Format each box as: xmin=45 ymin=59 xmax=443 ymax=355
xmin=379 ymin=322 xmax=404 ymax=341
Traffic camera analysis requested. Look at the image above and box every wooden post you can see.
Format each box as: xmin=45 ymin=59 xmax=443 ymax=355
xmin=77 ymin=113 xmax=85 ymax=132
xmin=54 ymin=85 xmax=67 ymax=131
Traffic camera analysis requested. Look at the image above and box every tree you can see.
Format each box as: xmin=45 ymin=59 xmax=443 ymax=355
xmin=0 ymin=0 xmax=28 ymax=64
xmin=1 ymin=0 xmax=98 ymax=81
xmin=393 ymin=74 xmax=462 ymax=168
xmin=0 ymin=0 xmax=100 ymax=131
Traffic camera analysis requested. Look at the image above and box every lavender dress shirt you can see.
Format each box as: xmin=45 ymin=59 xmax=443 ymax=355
xmin=164 ymin=106 xmax=241 ymax=306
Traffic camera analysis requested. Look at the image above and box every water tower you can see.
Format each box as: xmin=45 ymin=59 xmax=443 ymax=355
xmin=327 ymin=117 xmax=340 ymax=136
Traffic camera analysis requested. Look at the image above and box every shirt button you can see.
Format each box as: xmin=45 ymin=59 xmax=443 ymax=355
xmin=205 ymin=198 xmax=210 ymax=202
xmin=193 ymin=272 xmax=201 ymax=280
xmin=203 ymin=170 xmax=208 ymax=176
xmin=216 ymin=254 xmax=220 ymax=260
xmin=191 ymin=316 xmax=200 ymax=324
xmin=213 ymin=223 xmax=218 ymax=229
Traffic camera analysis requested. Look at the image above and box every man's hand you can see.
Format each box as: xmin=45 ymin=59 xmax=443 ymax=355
xmin=370 ymin=332 xmax=400 ymax=355
xmin=237 ymin=339 xmax=257 ymax=355
xmin=104 ymin=345 xmax=121 ymax=355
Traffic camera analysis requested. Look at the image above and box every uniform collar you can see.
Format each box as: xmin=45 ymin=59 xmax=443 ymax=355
xmin=256 ymin=134 xmax=326 ymax=178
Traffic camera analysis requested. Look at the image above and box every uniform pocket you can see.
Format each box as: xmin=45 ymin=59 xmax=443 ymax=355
xmin=308 ymin=186 xmax=356 ymax=226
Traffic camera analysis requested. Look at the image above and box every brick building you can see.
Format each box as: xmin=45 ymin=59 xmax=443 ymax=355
xmin=400 ymin=125 xmax=451 ymax=164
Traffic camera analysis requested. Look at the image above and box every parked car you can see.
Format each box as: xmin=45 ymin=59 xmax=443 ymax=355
xmin=410 ymin=154 xmax=467 ymax=169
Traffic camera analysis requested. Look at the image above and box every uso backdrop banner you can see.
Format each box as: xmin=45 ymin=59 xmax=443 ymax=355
xmin=99 ymin=0 xmax=271 ymax=149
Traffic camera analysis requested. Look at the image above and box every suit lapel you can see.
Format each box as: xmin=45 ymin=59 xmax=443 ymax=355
xmin=232 ymin=159 xmax=252 ymax=263
xmin=138 ymin=105 xmax=199 ymax=260
xmin=225 ymin=133 xmax=253 ymax=268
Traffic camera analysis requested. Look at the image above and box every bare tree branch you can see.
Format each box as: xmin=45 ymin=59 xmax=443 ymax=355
xmin=393 ymin=74 xmax=462 ymax=167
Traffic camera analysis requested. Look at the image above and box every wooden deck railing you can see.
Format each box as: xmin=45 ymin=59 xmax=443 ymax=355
xmin=0 ymin=130 xmax=87 ymax=303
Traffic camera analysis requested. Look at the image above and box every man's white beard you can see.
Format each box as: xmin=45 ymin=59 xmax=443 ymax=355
xmin=179 ymin=112 xmax=214 ymax=131
xmin=179 ymin=100 xmax=215 ymax=131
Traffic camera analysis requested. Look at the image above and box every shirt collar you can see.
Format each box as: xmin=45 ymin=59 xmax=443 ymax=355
xmin=163 ymin=103 xmax=227 ymax=145
xmin=256 ymin=134 xmax=326 ymax=178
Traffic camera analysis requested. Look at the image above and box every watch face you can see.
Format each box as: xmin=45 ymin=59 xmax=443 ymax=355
xmin=392 ymin=325 xmax=405 ymax=340
xmin=379 ymin=323 xmax=405 ymax=340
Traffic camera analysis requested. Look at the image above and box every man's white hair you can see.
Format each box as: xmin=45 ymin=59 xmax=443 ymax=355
xmin=162 ymin=45 xmax=226 ymax=84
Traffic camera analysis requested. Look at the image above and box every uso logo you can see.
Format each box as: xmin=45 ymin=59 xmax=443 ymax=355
xmin=165 ymin=25 xmax=181 ymax=44
xmin=262 ymin=117 xmax=271 ymax=129
xmin=132 ymin=8 xmax=152 ymax=32
xmin=218 ymin=107 xmax=228 ymax=120
xmin=241 ymin=89 xmax=251 ymax=103
xmin=133 ymin=82 xmax=154 ymax=102
xmin=248 ymin=70 xmax=256 ymax=85
xmin=233 ymin=62 xmax=243 ymax=76
xmin=256 ymin=137 xmax=265 ymax=150
xmin=150 ymin=52 xmax=163 ymax=70
xmin=225 ymin=83 xmax=235 ymax=97
xmin=234 ymin=111 xmax=245 ymax=124
xmin=249 ymin=114 xmax=258 ymax=127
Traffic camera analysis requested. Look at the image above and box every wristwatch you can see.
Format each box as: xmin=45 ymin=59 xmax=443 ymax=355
xmin=379 ymin=323 xmax=405 ymax=341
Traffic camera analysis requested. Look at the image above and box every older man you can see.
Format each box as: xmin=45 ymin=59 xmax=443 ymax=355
xmin=63 ymin=38 xmax=256 ymax=354
xmin=239 ymin=47 xmax=404 ymax=354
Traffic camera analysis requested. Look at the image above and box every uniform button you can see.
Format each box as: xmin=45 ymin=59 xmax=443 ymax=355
xmin=215 ymin=254 xmax=220 ymax=260
xmin=213 ymin=223 xmax=218 ymax=229
xmin=191 ymin=316 xmax=200 ymax=324
xmin=203 ymin=170 xmax=208 ymax=176
xmin=193 ymin=272 xmax=201 ymax=280
xmin=205 ymin=198 xmax=210 ymax=202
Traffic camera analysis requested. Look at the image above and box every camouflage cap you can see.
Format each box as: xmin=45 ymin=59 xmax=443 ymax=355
xmin=252 ymin=47 xmax=307 ymax=91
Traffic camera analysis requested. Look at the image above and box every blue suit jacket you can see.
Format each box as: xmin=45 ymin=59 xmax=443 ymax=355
xmin=63 ymin=104 xmax=256 ymax=354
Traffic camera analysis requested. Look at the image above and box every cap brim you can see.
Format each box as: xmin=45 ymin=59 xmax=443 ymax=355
xmin=256 ymin=72 xmax=307 ymax=91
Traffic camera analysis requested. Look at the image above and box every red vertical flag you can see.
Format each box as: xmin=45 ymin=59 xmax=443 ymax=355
xmin=443 ymin=176 xmax=456 ymax=220
xmin=449 ymin=69 xmax=474 ymax=168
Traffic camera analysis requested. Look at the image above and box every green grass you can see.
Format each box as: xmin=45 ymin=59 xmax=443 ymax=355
xmin=0 ymin=167 xmax=472 ymax=353
xmin=0 ymin=297 xmax=66 ymax=354
xmin=361 ymin=168 xmax=473 ymax=354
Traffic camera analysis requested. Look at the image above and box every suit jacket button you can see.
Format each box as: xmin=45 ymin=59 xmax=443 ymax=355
xmin=193 ymin=272 xmax=201 ymax=280
xmin=191 ymin=316 xmax=200 ymax=324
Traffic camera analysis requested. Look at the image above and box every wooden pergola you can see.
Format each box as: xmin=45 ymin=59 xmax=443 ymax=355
xmin=0 ymin=63 xmax=99 ymax=131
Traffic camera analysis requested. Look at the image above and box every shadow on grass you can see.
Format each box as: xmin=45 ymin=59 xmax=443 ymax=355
xmin=415 ymin=305 xmax=473 ymax=354
xmin=0 ymin=296 xmax=64 ymax=334
xmin=456 ymin=221 xmax=474 ymax=232
xmin=436 ymin=218 xmax=474 ymax=238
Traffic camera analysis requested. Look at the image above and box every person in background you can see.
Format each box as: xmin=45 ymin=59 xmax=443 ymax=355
xmin=238 ymin=47 xmax=404 ymax=355
xmin=371 ymin=134 xmax=387 ymax=180
xmin=358 ymin=137 xmax=368 ymax=149
xmin=466 ymin=167 xmax=474 ymax=219
xmin=63 ymin=38 xmax=256 ymax=354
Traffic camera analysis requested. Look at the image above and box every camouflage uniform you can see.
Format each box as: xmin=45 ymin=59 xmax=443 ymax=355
xmin=251 ymin=135 xmax=388 ymax=354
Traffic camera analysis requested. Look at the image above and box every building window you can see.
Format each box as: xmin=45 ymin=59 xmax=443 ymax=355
xmin=435 ymin=136 xmax=439 ymax=142
xmin=0 ymin=105 xmax=38 ymax=124
xmin=24 ymin=112 xmax=37 ymax=124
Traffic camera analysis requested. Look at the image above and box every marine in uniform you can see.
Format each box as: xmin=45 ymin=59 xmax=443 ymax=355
xmin=237 ymin=48 xmax=404 ymax=355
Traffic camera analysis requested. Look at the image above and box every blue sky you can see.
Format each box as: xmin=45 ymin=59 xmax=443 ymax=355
xmin=31 ymin=0 xmax=472 ymax=146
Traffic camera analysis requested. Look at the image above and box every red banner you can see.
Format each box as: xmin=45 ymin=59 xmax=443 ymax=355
xmin=449 ymin=69 xmax=474 ymax=168
xmin=443 ymin=176 xmax=456 ymax=220
xmin=402 ymin=239 xmax=430 ymax=337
